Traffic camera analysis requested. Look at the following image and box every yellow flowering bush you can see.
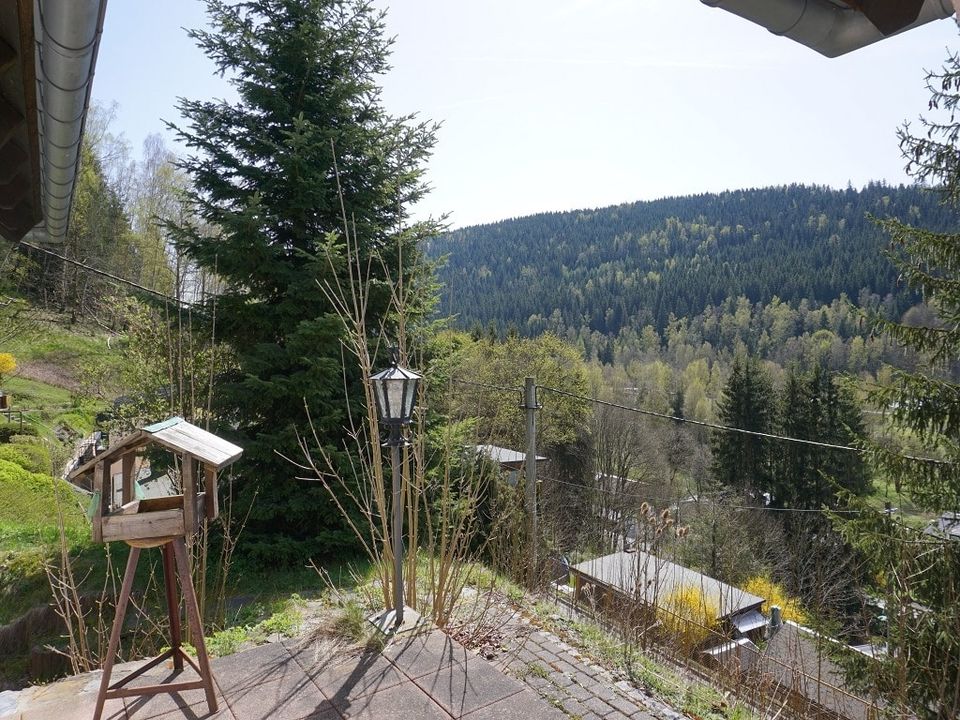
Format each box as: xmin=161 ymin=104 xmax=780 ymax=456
xmin=0 ymin=352 xmax=15 ymax=386
xmin=743 ymin=574 xmax=807 ymax=624
xmin=659 ymin=585 xmax=718 ymax=650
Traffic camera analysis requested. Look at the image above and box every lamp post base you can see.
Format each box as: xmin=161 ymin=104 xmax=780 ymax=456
xmin=368 ymin=607 xmax=426 ymax=637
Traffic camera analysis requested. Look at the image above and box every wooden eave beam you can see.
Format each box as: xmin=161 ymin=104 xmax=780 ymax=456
xmin=15 ymin=0 xmax=42 ymax=239
xmin=0 ymin=38 xmax=14 ymax=74
xmin=0 ymin=142 xmax=27 ymax=183
xmin=0 ymin=95 xmax=23 ymax=148
xmin=0 ymin=173 xmax=28 ymax=210
xmin=0 ymin=198 xmax=36 ymax=238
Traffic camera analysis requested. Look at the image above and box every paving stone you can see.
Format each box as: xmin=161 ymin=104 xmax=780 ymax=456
xmin=531 ymin=650 xmax=560 ymax=666
xmin=606 ymin=695 xmax=641 ymax=716
xmin=573 ymin=670 xmax=597 ymax=687
xmin=583 ymin=696 xmax=615 ymax=717
xmin=211 ymin=642 xmax=293 ymax=693
xmin=520 ymin=674 xmax=553 ymax=693
xmin=106 ymin=666 xmax=226 ymax=720
xmin=290 ymin=646 xmax=404 ymax=701
xmin=547 ymin=659 xmax=579 ymax=677
xmin=514 ymin=647 xmax=539 ymax=664
xmin=414 ymin=653 xmax=525 ymax=717
xmin=550 ymin=671 xmax=574 ymax=687
xmin=21 ymin=698 xmax=128 ymax=720
xmin=586 ymin=683 xmax=618 ymax=702
xmin=220 ymin=670 xmax=334 ymax=720
xmin=460 ymin=688 xmax=566 ymax=720
xmin=331 ymin=680 xmax=449 ymax=720
xmin=123 ymin=687 xmax=232 ymax=720
xmin=559 ymin=696 xmax=591 ymax=717
xmin=381 ymin=630 xmax=468 ymax=679
xmin=563 ymin=682 xmax=593 ymax=701
xmin=15 ymin=669 xmax=128 ymax=720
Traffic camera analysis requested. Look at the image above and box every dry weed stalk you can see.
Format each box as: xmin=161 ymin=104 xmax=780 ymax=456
xmin=290 ymin=148 xmax=485 ymax=626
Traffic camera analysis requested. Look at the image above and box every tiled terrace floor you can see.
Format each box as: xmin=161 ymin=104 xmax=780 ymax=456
xmin=0 ymin=630 xmax=568 ymax=720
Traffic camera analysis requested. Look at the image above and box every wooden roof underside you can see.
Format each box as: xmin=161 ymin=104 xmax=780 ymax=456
xmin=0 ymin=0 xmax=43 ymax=242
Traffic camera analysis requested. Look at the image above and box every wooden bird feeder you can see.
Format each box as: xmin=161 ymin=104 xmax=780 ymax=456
xmin=68 ymin=416 xmax=242 ymax=720
xmin=71 ymin=416 xmax=242 ymax=545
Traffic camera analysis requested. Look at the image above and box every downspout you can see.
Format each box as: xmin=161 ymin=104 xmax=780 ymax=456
xmin=34 ymin=0 xmax=108 ymax=243
xmin=700 ymin=0 xmax=955 ymax=58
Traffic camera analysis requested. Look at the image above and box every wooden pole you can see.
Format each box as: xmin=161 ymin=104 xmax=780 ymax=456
xmin=93 ymin=546 xmax=141 ymax=720
xmin=92 ymin=540 xmax=218 ymax=718
xmin=161 ymin=543 xmax=183 ymax=671
xmin=173 ymin=537 xmax=218 ymax=712
xmin=523 ymin=377 xmax=539 ymax=587
xmin=121 ymin=453 xmax=135 ymax=505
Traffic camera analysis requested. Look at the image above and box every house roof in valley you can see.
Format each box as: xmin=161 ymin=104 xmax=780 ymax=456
xmin=761 ymin=621 xmax=878 ymax=720
xmin=476 ymin=444 xmax=547 ymax=471
xmin=571 ymin=550 xmax=765 ymax=620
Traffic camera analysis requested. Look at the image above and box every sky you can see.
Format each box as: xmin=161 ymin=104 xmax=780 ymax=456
xmin=92 ymin=1 xmax=959 ymax=229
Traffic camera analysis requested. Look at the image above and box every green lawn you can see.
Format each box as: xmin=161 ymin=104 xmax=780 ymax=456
xmin=5 ymin=313 xmax=113 ymax=364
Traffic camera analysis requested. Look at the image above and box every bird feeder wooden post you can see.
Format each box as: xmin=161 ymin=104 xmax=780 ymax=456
xmin=68 ymin=417 xmax=242 ymax=720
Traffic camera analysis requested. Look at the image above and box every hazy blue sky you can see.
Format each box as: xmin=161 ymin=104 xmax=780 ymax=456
xmin=92 ymin=1 xmax=958 ymax=228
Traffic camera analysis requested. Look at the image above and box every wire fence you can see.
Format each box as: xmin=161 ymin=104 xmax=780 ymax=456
xmin=560 ymin=565 xmax=882 ymax=720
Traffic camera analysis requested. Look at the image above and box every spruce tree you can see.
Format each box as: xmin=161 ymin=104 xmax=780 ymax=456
xmin=711 ymin=355 xmax=774 ymax=497
xmin=775 ymin=365 xmax=868 ymax=509
xmin=168 ymin=0 xmax=439 ymax=561
xmin=835 ymin=47 xmax=960 ymax=719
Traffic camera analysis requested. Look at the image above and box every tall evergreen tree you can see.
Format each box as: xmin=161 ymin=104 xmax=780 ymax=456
xmin=836 ymin=47 xmax=960 ymax=719
xmin=711 ymin=355 xmax=775 ymax=497
xmin=168 ymin=0 xmax=439 ymax=561
xmin=775 ymin=365 xmax=868 ymax=509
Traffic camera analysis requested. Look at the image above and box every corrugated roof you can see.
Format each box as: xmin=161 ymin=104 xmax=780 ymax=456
xmin=571 ymin=550 xmax=765 ymax=620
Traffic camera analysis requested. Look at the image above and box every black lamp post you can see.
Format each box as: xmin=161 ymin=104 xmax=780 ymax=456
xmin=369 ymin=354 xmax=421 ymax=627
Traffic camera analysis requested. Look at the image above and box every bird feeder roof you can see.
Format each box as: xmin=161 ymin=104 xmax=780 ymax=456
xmin=69 ymin=417 xmax=243 ymax=480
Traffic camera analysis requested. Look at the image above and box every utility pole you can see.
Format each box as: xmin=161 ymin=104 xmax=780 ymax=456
xmin=522 ymin=377 xmax=540 ymax=586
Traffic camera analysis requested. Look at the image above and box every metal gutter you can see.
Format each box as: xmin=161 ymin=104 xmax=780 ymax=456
xmin=701 ymin=0 xmax=955 ymax=58
xmin=34 ymin=0 xmax=108 ymax=243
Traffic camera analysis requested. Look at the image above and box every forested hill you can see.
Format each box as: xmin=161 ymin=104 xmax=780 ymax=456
xmin=426 ymin=184 xmax=952 ymax=337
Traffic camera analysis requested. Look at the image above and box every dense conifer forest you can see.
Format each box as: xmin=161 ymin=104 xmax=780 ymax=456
xmin=428 ymin=183 xmax=951 ymax=343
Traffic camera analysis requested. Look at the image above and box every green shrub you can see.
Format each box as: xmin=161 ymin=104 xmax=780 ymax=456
xmin=0 ymin=425 xmax=38 ymax=443
xmin=0 ymin=459 xmax=85 ymax=530
xmin=258 ymin=607 xmax=302 ymax=639
xmin=207 ymin=626 xmax=249 ymax=657
xmin=0 ymin=442 xmax=51 ymax=474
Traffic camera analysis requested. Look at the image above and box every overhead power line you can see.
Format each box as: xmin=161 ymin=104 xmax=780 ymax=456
xmin=18 ymin=241 xmax=194 ymax=307
xmin=451 ymin=377 xmax=950 ymax=466
xmin=538 ymin=384 xmax=864 ymax=454
xmin=454 ymin=379 xmax=524 ymax=395
xmin=546 ymin=477 xmax=865 ymax=515
xmin=538 ymin=384 xmax=953 ymax=467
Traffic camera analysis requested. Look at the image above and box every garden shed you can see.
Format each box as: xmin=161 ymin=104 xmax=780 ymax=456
xmin=570 ymin=550 xmax=766 ymax=641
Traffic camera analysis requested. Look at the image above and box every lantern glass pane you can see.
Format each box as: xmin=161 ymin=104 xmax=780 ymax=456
xmin=372 ymin=380 xmax=388 ymax=420
xmin=402 ymin=378 xmax=418 ymax=421
xmin=386 ymin=379 xmax=404 ymax=422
